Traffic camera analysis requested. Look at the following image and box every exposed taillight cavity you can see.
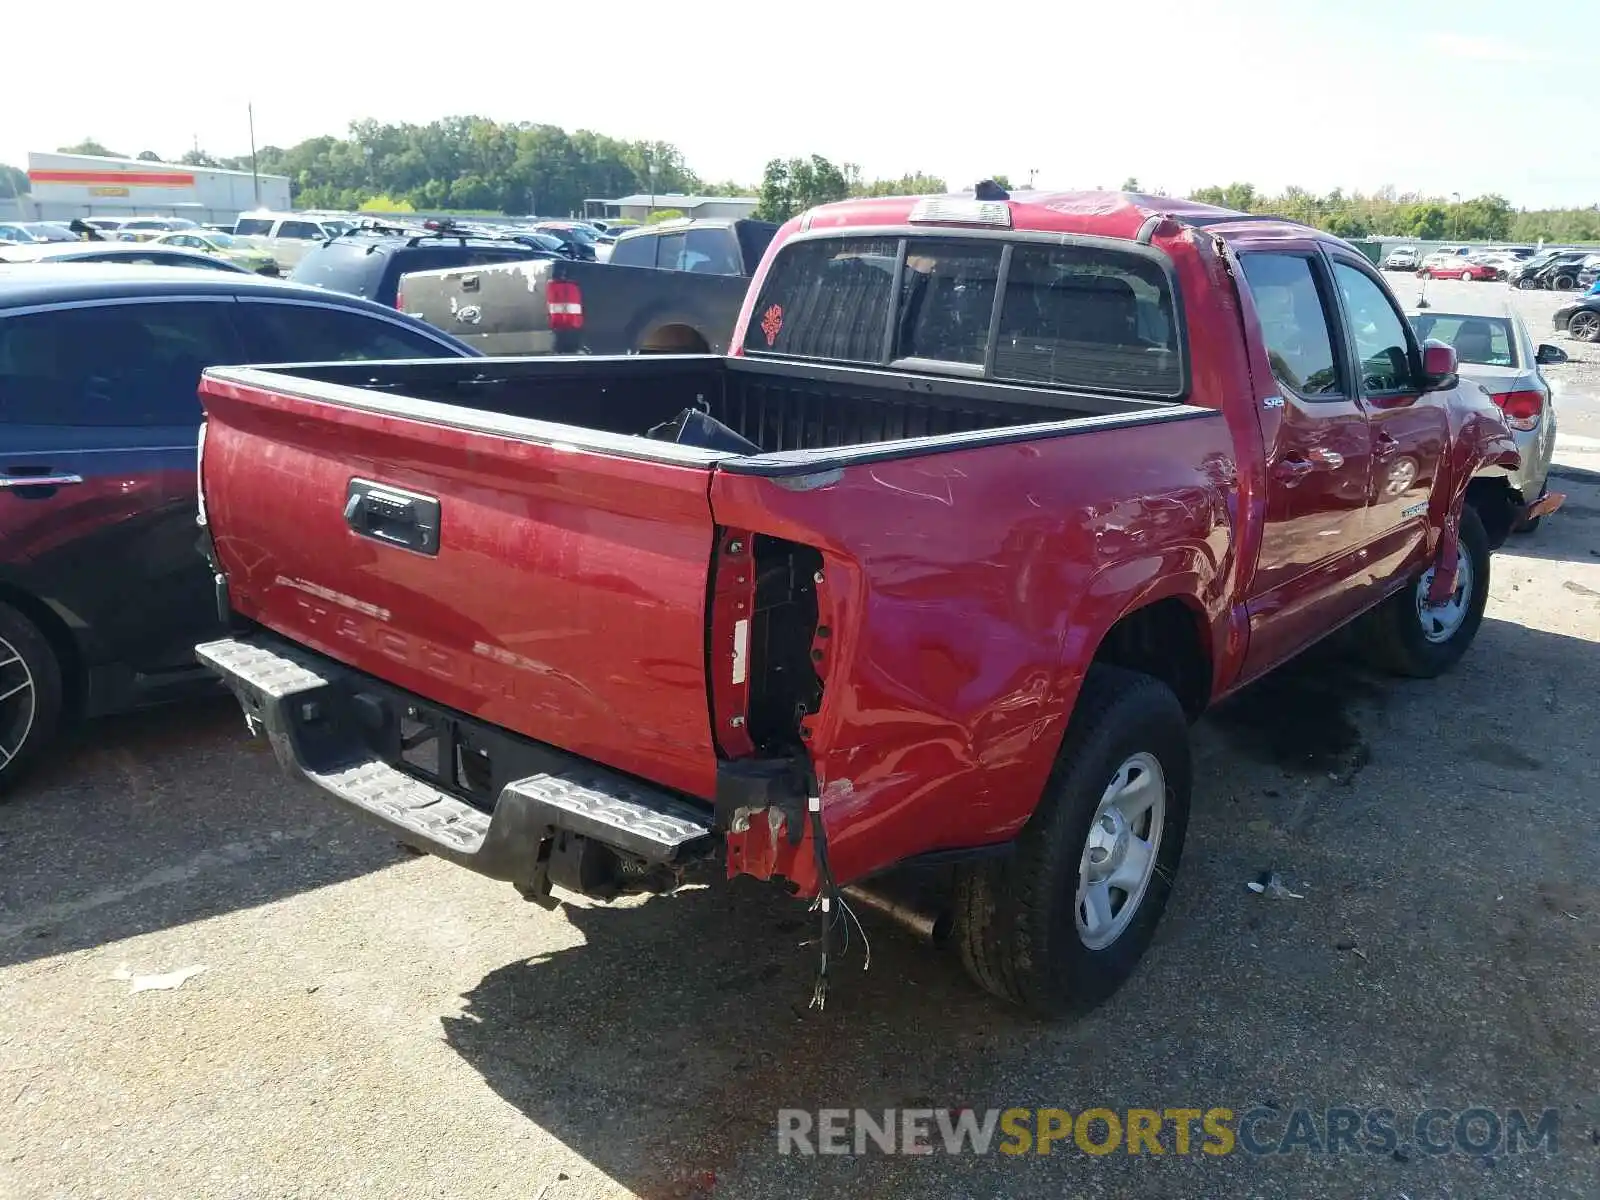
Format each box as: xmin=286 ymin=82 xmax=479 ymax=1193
xmin=394 ymin=282 xmax=405 ymax=310
xmin=1491 ymin=389 xmax=1543 ymax=432
xmin=548 ymin=280 xmax=583 ymax=330
xmin=195 ymin=418 xmax=208 ymax=527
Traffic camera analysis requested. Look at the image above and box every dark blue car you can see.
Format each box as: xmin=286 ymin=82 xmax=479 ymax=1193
xmin=0 ymin=265 xmax=479 ymax=790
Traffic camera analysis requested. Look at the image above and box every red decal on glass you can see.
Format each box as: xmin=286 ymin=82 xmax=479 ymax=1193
xmin=761 ymin=304 xmax=784 ymax=346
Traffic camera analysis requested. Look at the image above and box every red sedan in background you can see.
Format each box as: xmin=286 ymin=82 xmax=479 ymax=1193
xmin=1420 ymin=259 xmax=1499 ymax=281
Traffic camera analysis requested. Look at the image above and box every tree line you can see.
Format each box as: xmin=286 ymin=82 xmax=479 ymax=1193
xmin=6 ymin=128 xmax=1596 ymax=242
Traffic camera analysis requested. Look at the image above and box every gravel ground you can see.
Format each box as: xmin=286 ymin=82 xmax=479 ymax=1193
xmin=4 ymin=332 xmax=1600 ymax=1199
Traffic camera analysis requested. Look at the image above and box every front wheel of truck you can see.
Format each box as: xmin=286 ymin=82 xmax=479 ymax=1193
xmin=1365 ymin=503 xmax=1490 ymax=678
xmin=952 ymin=665 xmax=1191 ymax=1019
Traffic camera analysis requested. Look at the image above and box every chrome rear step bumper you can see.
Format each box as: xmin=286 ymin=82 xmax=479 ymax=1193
xmin=196 ymin=635 xmax=717 ymax=898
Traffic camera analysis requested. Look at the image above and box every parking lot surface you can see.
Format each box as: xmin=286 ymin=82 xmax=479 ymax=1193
xmin=3 ymin=280 xmax=1599 ymax=1199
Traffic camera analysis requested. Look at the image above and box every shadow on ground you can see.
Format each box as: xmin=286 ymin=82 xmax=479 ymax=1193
xmin=0 ymin=694 xmax=410 ymax=969
xmin=441 ymin=615 xmax=1600 ymax=1198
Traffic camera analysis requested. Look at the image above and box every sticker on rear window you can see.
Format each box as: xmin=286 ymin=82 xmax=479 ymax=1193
xmin=760 ymin=304 xmax=784 ymax=346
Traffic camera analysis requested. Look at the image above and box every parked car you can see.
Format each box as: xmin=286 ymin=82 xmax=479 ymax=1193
xmin=290 ymin=224 xmax=558 ymax=308
xmin=113 ymin=217 xmax=200 ymax=242
xmin=1575 ymin=255 xmax=1600 ymax=292
xmin=152 ymin=230 xmax=279 ymax=275
xmin=0 ymin=266 xmax=479 ymax=791
xmin=0 ymin=243 xmax=253 ymax=272
xmin=194 ymin=190 xmax=1522 ymax=1018
xmin=529 ymin=221 xmax=601 ymax=261
xmin=1382 ymin=246 xmax=1418 ymax=271
xmin=230 ymin=212 xmax=353 ymax=271
xmin=1509 ymin=250 xmax=1591 ymax=290
xmin=0 ymin=222 xmax=82 ymax=245
xmin=1419 ymin=257 xmax=1498 ymax=281
xmin=397 ymin=216 xmax=779 ymax=355
xmin=1409 ymin=306 xmax=1566 ymax=531
xmin=1419 ymin=246 xmax=1473 ymax=271
xmin=1555 ymin=294 xmax=1600 ymax=342
xmin=81 ymin=217 xmax=130 ymax=239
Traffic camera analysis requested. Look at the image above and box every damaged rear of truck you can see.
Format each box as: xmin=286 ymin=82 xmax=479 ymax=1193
xmin=195 ymin=190 xmax=1511 ymax=1015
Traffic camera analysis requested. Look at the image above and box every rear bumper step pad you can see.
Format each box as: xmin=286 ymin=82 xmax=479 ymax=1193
xmin=196 ymin=636 xmax=716 ymax=882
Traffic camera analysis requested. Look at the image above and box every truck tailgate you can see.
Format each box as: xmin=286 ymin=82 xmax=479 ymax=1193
xmin=198 ymin=372 xmax=721 ymax=799
xmin=397 ymin=258 xmax=562 ymax=356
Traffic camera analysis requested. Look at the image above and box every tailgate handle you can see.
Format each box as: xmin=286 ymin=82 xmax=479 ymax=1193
xmin=344 ymin=480 xmax=440 ymax=556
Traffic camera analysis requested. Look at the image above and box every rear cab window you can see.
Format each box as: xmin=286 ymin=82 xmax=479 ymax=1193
xmin=743 ymin=234 xmax=1184 ymax=396
xmin=234 ymin=217 xmax=273 ymax=236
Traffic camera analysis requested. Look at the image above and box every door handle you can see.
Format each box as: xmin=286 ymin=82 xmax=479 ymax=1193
xmin=344 ymin=479 xmax=440 ymax=556
xmin=0 ymin=474 xmax=83 ymax=489
xmin=1374 ymin=432 xmax=1401 ymax=460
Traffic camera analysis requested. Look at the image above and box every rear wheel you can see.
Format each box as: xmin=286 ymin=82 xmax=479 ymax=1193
xmin=1517 ymin=277 xmax=1539 ymax=290
xmin=1552 ymin=274 xmax=1576 ymax=291
xmin=952 ymin=665 xmax=1191 ymax=1018
xmin=0 ymin=602 xmax=64 ymax=796
xmin=1364 ymin=505 xmax=1490 ymax=678
xmin=1569 ymin=310 xmax=1600 ymax=342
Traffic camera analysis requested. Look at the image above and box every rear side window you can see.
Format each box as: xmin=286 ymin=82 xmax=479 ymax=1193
xmin=234 ymin=217 xmax=272 ymax=236
xmin=276 ymin=220 xmax=323 ymax=240
xmin=1238 ymin=254 xmax=1342 ymax=397
xmin=289 ymin=242 xmax=383 ymax=298
xmin=0 ymin=301 xmax=246 ymax=426
xmin=237 ymin=301 xmax=455 ymax=362
xmin=610 ymin=233 xmax=656 ymax=268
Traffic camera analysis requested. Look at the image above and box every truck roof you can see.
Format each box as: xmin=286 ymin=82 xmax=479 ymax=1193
xmin=794 ymin=189 xmax=1331 ymax=246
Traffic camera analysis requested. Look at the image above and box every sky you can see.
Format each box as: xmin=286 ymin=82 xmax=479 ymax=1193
xmin=4 ymin=0 xmax=1595 ymax=208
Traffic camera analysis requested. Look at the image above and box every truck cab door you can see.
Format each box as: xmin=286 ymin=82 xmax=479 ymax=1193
xmin=1324 ymin=253 xmax=1448 ymax=584
xmin=1234 ymin=250 xmax=1375 ymax=681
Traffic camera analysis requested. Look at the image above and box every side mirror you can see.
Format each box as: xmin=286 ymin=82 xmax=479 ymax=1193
xmin=1536 ymin=343 xmax=1569 ymax=365
xmin=1421 ymin=338 xmax=1458 ymax=388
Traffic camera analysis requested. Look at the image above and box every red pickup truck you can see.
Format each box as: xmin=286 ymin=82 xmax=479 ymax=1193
xmin=194 ymin=189 xmax=1522 ymax=1017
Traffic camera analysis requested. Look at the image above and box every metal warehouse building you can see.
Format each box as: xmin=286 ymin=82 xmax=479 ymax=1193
xmin=21 ymin=151 xmax=290 ymax=224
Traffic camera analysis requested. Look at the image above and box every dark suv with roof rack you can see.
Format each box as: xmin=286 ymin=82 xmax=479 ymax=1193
xmin=287 ymin=221 xmax=559 ymax=307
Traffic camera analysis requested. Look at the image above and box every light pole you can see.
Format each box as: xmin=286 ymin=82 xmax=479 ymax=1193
xmin=648 ymin=153 xmax=659 ymax=218
xmin=248 ymin=102 xmax=260 ymax=208
xmin=1451 ymin=191 xmax=1461 ymax=239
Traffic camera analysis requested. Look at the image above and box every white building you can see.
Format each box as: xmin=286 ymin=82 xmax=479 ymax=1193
xmin=21 ymin=151 xmax=290 ymax=224
xmin=583 ymin=193 xmax=759 ymax=222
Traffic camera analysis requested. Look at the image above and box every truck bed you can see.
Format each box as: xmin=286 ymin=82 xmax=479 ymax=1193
xmin=215 ymin=353 xmax=1193 ymax=469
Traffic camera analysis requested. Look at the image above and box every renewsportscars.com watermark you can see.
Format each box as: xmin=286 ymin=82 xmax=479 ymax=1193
xmin=777 ymin=1106 xmax=1560 ymax=1158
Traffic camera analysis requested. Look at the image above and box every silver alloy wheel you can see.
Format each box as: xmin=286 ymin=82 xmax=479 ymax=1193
xmin=1075 ymin=751 xmax=1166 ymax=950
xmin=1570 ymin=311 xmax=1600 ymax=343
xmin=1414 ymin=550 xmax=1475 ymax=644
xmin=0 ymin=634 xmax=36 ymax=771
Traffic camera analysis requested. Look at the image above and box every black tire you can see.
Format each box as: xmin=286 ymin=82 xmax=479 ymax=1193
xmin=1364 ymin=505 xmax=1490 ymax=678
xmin=0 ymin=601 xmax=64 ymax=796
xmin=1568 ymin=311 xmax=1600 ymax=343
xmin=1552 ymin=274 xmax=1576 ymax=291
xmin=1517 ymin=277 xmax=1538 ymax=290
xmin=952 ymin=665 xmax=1191 ymax=1019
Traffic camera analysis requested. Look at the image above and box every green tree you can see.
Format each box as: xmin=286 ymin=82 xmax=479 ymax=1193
xmin=0 ymin=163 xmax=27 ymax=199
xmin=136 ymin=150 xmax=161 ymax=162
xmin=57 ymin=140 xmax=120 ymax=157
xmin=645 ymin=209 xmax=685 ymax=224
xmin=852 ymin=171 xmax=947 ymax=198
xmin=1402 ymin=203 xmax=1449 ymax=239
xmin=991 ymin=174 xmax=1013 ymax=191
xmin=1120 ymin=176 xmax=1141 ymax=192
xmin=180 ymin=148 xmax=221 ymax=167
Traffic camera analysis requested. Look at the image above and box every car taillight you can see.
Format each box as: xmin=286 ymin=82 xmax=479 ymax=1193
xmin=547 ymin=280 xmax=583 ymax=331
xmin=1491 ymin=389 xmax=1543 ymax=432
xmin=394 ymin=281 xmax=405 ymax=310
